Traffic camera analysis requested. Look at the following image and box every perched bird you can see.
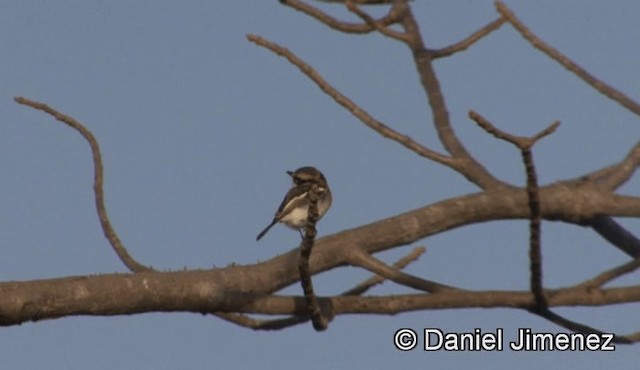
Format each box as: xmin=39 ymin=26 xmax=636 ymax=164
xmin=256 ymin=166 xmax=332 ymax=241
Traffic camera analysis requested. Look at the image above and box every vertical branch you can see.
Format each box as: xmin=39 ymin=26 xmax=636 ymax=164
xmin=469 ymin=111 xmax=626 ymax=337
xmin=521 ymin=147 xmax=546 ymax=309
xmin=468 ymin=111 xmax=558 ymax=310
xmin=298 ymin=184 xmax=328 ymax=331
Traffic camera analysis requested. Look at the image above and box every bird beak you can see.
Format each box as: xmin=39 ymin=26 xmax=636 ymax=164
xmin=286 ymin=171 xmax=294 ymax=177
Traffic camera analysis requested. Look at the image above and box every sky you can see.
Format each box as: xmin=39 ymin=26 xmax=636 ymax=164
xmin=1 ymin=1 xmax=639 ymax=369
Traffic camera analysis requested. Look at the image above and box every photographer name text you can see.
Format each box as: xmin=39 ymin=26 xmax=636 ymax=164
xmin=393 ymin=328 xmax=615 ymax=352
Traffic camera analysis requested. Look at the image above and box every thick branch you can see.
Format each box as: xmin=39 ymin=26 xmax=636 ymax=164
xmin=219 ymin=246 xmax=426 ymax=331
xmin=396 ymin=2 xmax=504 ymax=189
xmin=2 ymin=268 xmax=640 ymax=340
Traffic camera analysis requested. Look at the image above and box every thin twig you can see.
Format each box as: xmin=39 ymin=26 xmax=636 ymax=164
xmin=345 ymin=1 xmax=408 ymax=41
xmin=315 ymin=0 xmax=398 ymax=4
xmin=577 ymin=258 xmax=640 ymax=290
xmin=281 ymin=0 xmax=398 ymax=34
xmin=14 ymin=97 xmax=152 ymax=273
xmin=348 ymin=249 xmax=459 ymax=293
xmin=468 ymin=110 xmax=559 ymax=150
xmin=496 ymin=1 xmax=640 ymax=117
xmin=343 ymin=246 xmax=426 ymax=295
xmin=430 ymin=17 xmax=506 ymax=58
xmin=246 ymin=34 xmax=458 ymax=169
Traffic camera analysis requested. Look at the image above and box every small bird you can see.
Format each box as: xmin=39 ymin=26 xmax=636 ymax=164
xmin=256 ymin=166 xmax=332 ymax=241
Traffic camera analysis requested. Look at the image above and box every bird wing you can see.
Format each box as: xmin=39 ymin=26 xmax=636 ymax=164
xmin=275 ymin=183 xmax=312 ymax=220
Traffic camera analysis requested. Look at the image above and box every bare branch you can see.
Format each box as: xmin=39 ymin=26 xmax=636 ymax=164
xmin=14 ymin=97 xmax=152 ymax=273
xmin=588 ymin=216 xmax=640 ymax=258
xmin=396 ymin=2 xmax=504 ymax=189
xmin=430 ymin=17 xmax=506 ymax=58
xmin=246 ymin=34 xmax=458 ymax=169
xmin=597 ymin=142 xmax=640 ymax=190
xmin=345 ymin=1 xmax=409 ymax=41
xmin=280 ymin=0 xmax=398 ymax=34
xmin=530 ymin=308 xmax=633 ymax=344
xmin=468 ymin=110 xmax=555 ymax=308
xmin=495 ymin=1 xmax=640 ymax=117
xmin=468 ymin=110 xmax=560 ymax=150
xmin=468 ymin=110 xmax=622 ymax=340
xmin=315 ymin=0 xmax=398 ymax=4
xmin=298 ymin=183 xmax=328 ymax=331
xmin=577 ymin=257 xmax=640 ymax=290
xmin=343 ymin=246 xmax=425 ymax=296
xmin=348 ymin=248 xmax=459 ymax=293
xmin=220 ymin=246 xmax=426 ymax=331
xmin=521 ymin=146 xmax=546 ymax=310
xmin=565 ymin=142 xmax=640 ymax=191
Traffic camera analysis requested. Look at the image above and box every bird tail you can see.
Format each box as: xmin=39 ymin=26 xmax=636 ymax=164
xmin=256 ymin=220 xmax=277 ymax=241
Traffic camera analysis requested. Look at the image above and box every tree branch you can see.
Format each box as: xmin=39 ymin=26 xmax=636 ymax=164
xmin=495 ymin=1 xmax=640 ymax=117
xmin=577 ymin=257 xmax=640 ymax=290
xmin=344 ymin=1 xmax=409 ymax=41
xmin=396 ymin=2 xmax=504 ymax=189
xmin=587 ymin=216 xmax=640 ymax=258
xmin=430 ymin=17 xmax=506 ymax=58
xmin=280 ymin=0 xmax=398 ymax=34
xmin=246 ymin=33 xmax=457 ymax=169
xmin=347 ymin=248 xmax=458 ymax=293
xmin=217 ymin=246 xmax=426 ymax=331
xmin=14 ymin=97 xmax=152 ymax=273
xmin=298 ymin=183 xmax=328 ymax=331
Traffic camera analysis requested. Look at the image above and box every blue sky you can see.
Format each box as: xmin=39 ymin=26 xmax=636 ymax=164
xmin=1 ymin=1 xmax=639 ymax=369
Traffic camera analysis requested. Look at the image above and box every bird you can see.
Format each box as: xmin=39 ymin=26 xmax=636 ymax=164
xmin=256 ymin=166 xmax=332 ymax=241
